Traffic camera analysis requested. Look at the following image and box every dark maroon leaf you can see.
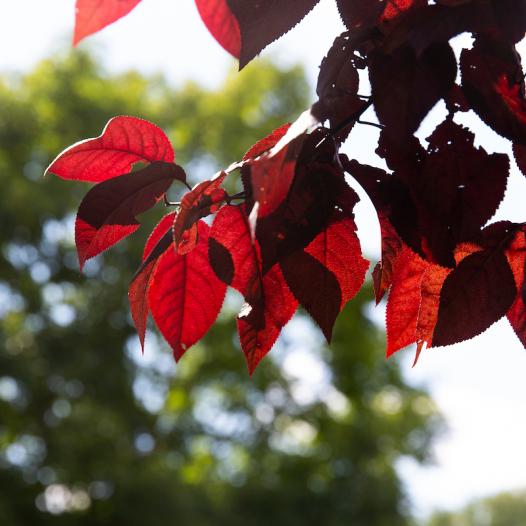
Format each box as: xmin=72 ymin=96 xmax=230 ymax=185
xmin=257 ymin=139 xmax=359 ymax=272
xmin=370 ymin=42 xmax=457 ymax=141
xmin=460 ymin=37 xmax=526 ymax=144
xmin=75 ymin=161 xmax=182 ymax=269
xmin=313 ymin=32 xmax=363 ymax=141
xmin=433 ymin=247 xmax=516 ymax=346
xmin=227 ymin=0 xmax=320 ymax=68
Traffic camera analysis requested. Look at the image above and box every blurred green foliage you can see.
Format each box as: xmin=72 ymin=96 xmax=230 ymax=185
xmin=0 ymin=51 xmax=441 ymax=525
xmin=428 ymin=490 xmax=526 ymax=526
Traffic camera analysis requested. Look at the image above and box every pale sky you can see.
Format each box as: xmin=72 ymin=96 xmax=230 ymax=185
xmin=2 ymin=0 xmax=526 ymax=519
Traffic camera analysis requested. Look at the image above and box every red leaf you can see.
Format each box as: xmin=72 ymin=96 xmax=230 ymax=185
xmin=243 ymin=124 xmax=291 ymax=161
xmin=433 ymin=240 xmax=517 ymax=347
xmin=75 ymin=161 xmax=180 ymax=269
xmin=250 ymin=134 xmax=306 ymax=218
xmin=237 ymin=266 xmax=298 ymax=375
xmin=209 ymin=205 xmax=298 ymax=372
xmin=370 ymin=42 xmax=457 ymax=141
xmin=373 ymin=217 xmax=403 ymax=304
xmin=415 ymin=264 xmax=451 ymax=348
xmin=281 ymin=217 xmax=368 ymax=341
xmin=413 ymin=118 xmax=509 ymax=266
xmin=209 ymin=205 xmax=261 ymax=294
xmin=386 ymin=248 xmax=428 ymax=357
xmin=306 ymin=218 xmax=368 ymax=308
xmin=281 ymin=250 xmax=342 ymax=343
xmin=460 ymin=37 xmax=526 ymax=144
xmin=172 ymin=171 xmax=227 ymax=254
xmin=129 ymin=213 xmax=175 ymax=350
xmin=73 ymin=0 xmax=142 ymax=45
xmin=313 ymin=32 xmax=363 ymax=142
xmin=195 ymin=0 xmax=241 ymax=57
xmin=227 ymin=0 xmax=320 ymax=68
xmin=506 ymin=228 xmax=526 ymax=347
xmin=148 ymin=221 xmax=226 ymax=360
xmin=47 ymin=116 xmax=175 ymax=183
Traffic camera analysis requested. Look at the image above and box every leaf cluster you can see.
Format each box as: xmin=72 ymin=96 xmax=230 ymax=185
xmin=54 ymin=0 xmax=526 ymax=371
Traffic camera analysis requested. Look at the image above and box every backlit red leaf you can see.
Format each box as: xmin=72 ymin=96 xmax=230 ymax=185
xmin=128 ymin=213 xmax=176 ymax=350
xmin=506 ymin=228 xmax=526 ymax=347
xmin=209 ymin=205 xmax=261 ymax=294
xmin=243 ymin=124 xmax=291 ymax=161
xmin=209 ymin=205 xmax=298 ymax=372
xmin=172 ymin=171 xmax=227 ymax=254
xmin=250 ymin=134 xmax=306 ymax=218
xmin=148 ymin=221 xmax=226 ymax=360
xmin=281 ymin=217 xmax=368 ymax=341
xmin=47 ymin=116 xmax=175 ymax=183
xmin=75 ymin=161 xmax=180 ymax=269
xmin=237 ymin=265 xmax=298 ymax=375
xmin=372 ymin=217 xmax=403 ymax=304
xmin=386 ymin=248 xmax=428 ymax=357
xmin=73 ymin=0 xmax=142 ymax=45
xmin=256 ymin=145 xmax=359 ymax=272
xmin=195 ymin=0 xmax=241 ymax=57
xmin=415 ymin=264 xmax=451 ymax=348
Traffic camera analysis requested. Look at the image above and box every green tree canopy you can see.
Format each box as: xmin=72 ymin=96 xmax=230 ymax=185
xmin=0 ymin=51 xmax=441 ymax=525
xmin=428 ymin=490 xmax=526 ymax=526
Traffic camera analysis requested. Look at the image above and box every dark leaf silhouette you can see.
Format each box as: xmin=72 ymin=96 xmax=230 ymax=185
xmin=370 ymin=42 xmax=457 ymax=141
xmin=460 ymin=37 xmax=526 ymax=144
xmin=227 ymin=0 xmax=320 ymax=68
xmin=433 ymin=234 xmax=517 ymax=346
xmin=75 ymin=162 xmax=181 ymax=269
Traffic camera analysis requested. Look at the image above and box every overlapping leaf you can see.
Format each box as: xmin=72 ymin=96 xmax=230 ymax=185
xmin=209 ymin=205 xmax=298 ymax=372
xmin=172 ymin=171 xmax=227 ymax=254
xmin=433 ymin=244 xmax=516 ymax=346
xmin=370 ymin=42 xmax=457 ymax=140
xmin=75 ymin=161 xmax=182 ymax=269
xmin=506 ymin=227 xmax=526 ymax=346
xmin=148 ymin=221 xmax=227 ymax=360
xmin=460 ymin=37 xmax=526 ymax=144
xmin=281 ymin=216 xmax=368 ymax=342
xmin=129 ymin=213 xmax=175 ymax=350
